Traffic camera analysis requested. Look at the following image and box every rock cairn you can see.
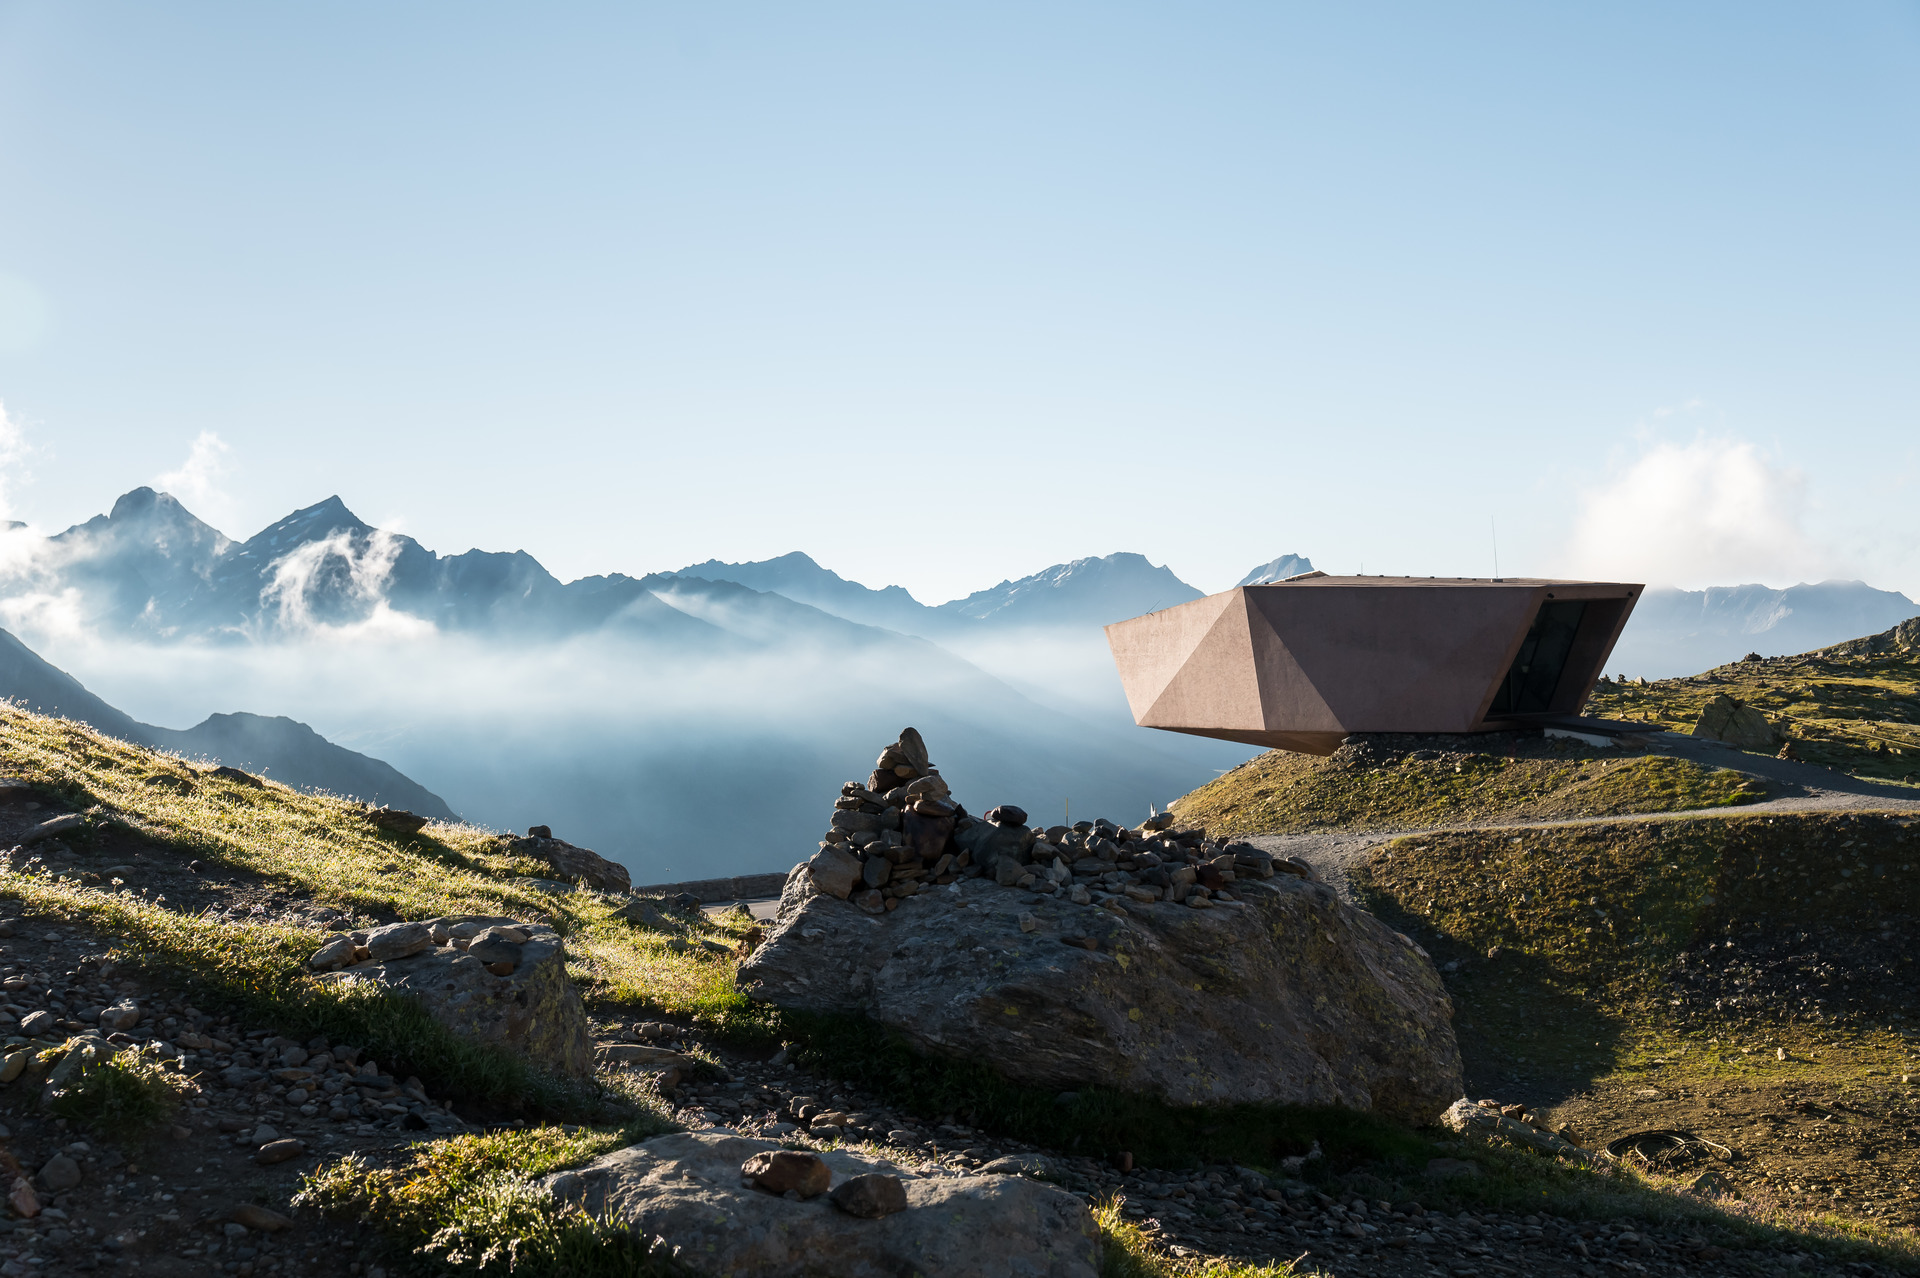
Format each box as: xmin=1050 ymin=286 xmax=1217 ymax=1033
xmin=806 ymin=728 xmax=1312 ymax=915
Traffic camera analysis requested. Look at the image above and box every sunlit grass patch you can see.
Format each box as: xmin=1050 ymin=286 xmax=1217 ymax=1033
xmin=0 ymin=705 xmax=553 ymax=921
xmin=298 ymin=1125 xmax=689 ymax=1277
xmin=1172 ymin=744 xmax=1766 ymax=840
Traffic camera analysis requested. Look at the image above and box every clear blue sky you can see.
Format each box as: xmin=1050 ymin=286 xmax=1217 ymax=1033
xmin=1 ymin=2 xmax=1915 ymax=601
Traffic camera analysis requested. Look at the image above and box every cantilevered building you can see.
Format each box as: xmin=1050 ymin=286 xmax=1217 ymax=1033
xmin=1104 ymin=576 xmax=1643 ymax=755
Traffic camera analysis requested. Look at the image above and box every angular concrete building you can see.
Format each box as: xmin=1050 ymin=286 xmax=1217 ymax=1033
xmin=1105 ymin=576 xmax=1643 ymax=755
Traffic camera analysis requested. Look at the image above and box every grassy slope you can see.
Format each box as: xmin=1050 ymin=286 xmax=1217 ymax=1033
xmin=1173 ymin=740 xmax=1766 ymax=840
xmin=1587 ymin=637 xmax=1920 ymax=785
xmin=1353 ymin=811 xmax=1920 ymax=1243
xmin=11 ymin=705 xmax=1918 ymax=1272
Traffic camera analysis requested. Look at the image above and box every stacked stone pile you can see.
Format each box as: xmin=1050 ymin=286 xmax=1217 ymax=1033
xmin=808 ymin=728 xmax=1314 ymax=915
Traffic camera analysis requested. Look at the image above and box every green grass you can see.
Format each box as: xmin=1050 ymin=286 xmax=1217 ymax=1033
xmin=1343 ymin=809 xmax=1920 ymax=1263
xmin=1172 ymin=743 xmax=1766 ymax=839
xmin=1353 ymin=810 xmax=1919 ymax=1051
xmin=47 ymin=1044 xmax=193 ymax=1141
xmin=1587 ymin=629 xmax=1920 ymax=784
xmin=298 ymin=1125 xmax=689 ymax=1277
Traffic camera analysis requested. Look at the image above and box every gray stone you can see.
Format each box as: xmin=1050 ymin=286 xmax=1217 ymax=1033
xmin=862 ymin=857 xmax=891 ymax=889
xmin=36 ymin=1155 xmax=80 ymax=1191
xmin=467 ymin=936 xmax=523 ymax=967
xmin=831 ymin=1173 xmax=908 ymax=1218
xmin=956 ymin=820 xmax=1032 ymax=873
xmin=1692 ymin=694 xmax=1782 ymax=753
xmin=544 ymin=1131 xmax=1097 ymax=1278
xmin=254 ymin=1138 xmax=305 ymax=1165
xmin=22 ymin=814 xmax=83 ymax=845
xmin=308 ymin=937 xmax=356 ymax=972
xmin=739 ymin=869 xmax=1463 ymax=1121
xmin=18 ymin=1010 xmax=54 ymax=1037
xmin=895 ymin=728 xmax=930 ymax=772
xmin=612 ymin=898 xmax=673 ymax=929
xmin=1438 ymin=1099 xmax=1593 ymax=1162
xmin=742 ymin=1149 xmax=831 ymax=1198
xmin=363 ymin=922 xmax=432 ymax=962
xmin=316 ymin=915 xmax=593 ymax=1077
xmin=808 ymin=847 xmax=862 ymax=900
xmin=509 ymin=834 xmax=632 ymax=894
xmin=364 ymin=808 xmax=430 ymax=835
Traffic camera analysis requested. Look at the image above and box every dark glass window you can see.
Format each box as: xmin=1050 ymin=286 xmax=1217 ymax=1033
xmin=1487 ymin=600 xmax=1586 ymax=715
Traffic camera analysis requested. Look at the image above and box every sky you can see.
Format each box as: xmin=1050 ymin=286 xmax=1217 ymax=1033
xmin=1 ymin=2 xmax=1916 ymax=603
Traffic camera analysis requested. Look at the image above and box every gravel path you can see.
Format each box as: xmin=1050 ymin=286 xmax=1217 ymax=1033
xmin=1246 ymin=740 xmax=1920 ymax=903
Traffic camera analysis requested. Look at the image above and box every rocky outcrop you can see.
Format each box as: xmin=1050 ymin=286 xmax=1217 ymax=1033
xmin=1819 ymin=616 xmax=1920 ymax=659
xmin=310 ymin=915 xmax=593 ymax=1078
xmin=740 ymin=730 xmax=1461 ymax=1121
xmin=542 ymin=1131 xmax=1099 ymax=1278
xmin=1691 ymin=694 xmax=1782 ymax=753
xmin=507 ymin=830 xmax=631 ymax=894
xmin=741 ymin=871 xmax=1459 ymax=1120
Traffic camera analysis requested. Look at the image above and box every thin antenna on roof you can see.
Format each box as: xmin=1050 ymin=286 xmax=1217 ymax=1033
xmin=1490 ymin=516 xmax=1501 ymax=580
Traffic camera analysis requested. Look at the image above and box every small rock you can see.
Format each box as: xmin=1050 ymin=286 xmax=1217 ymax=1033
xmin=830 ymin=1173 xmax=909 ymax=1219
xmin=1017 ymin=913 xmax=1038 ymax=933
xmin=37 ymin=1155 xmax=81 ymax=1191
xmin=741 ymin=1149 xmax=831 ymax=1199
xmin=308 ymin=937 xmax=356 ymax=972
xmin=1685 ymin=1171 xmax=1739 ymax=1199
xmin=231 ymin=1203 xmax=293 ymax=1231
xmin=364 ymin=922 xmax=432 ymax=961
xmin=252 ymin=1126 xmax=281 ymax=1143
xmin=807 ymin=847 xmax=863 ymax=901
xmin=223 ymin=1221 xmax=249 ymax=1239
xmin=254 ymin=1139 xmax=306 ymax=1166
xmin=365 ymin=807 xmax=430 ymax=834
xmin=18 ymin=1010 xmax=54 ymax=1036
xmin=468 ymin=935 xmax=524 ymax=966
xmin=984 ymin=805 xmax=1028 ymax=828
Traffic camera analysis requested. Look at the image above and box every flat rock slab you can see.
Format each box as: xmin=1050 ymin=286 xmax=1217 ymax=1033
xmin=544 ymin=1131 xmax=1098 ymax=1278
xmin=738 ymin=873 xmax=1462 ymax=1121
xmin=315 ymin=915 xmax=593 ymax=1077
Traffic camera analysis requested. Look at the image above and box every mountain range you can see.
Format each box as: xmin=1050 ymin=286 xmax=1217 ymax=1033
xmin=1 ymin=484 xmax=1914 ymax=880
xmin=1609 ymin=581 xmax=1920 ymax=679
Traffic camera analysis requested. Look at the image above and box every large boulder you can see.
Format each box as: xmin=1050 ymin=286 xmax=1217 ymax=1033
xmin=312 ymin=915 xmax=593 ymax=1078
xmin=507 ymin=833 xmax=632 ymax=894
xmin=1692 ymin=694 xmax=1782 ymax=753
xmin=542 ymin=1131 xmax=1098 ymax=1278
xmin=738 ymin=871 xmax=1461 ymax=1122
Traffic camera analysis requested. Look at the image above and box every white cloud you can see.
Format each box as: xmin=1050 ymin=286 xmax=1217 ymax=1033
xmin=1562 ymin=435 xmax=1844 ymax=589
xmin=156 ymin=431 xmax=234 ymax=519
xmin=256 ymin=528 xmax=432 ymax=641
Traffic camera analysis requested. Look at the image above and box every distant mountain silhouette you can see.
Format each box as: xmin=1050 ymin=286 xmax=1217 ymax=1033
xmin=1236 ymin=555 xmax=1316 ymax=587
xmin=934 ymin=553 xmax=1204 ymax=627
xmin=667 ymin=553 xmax=942 ymax=635
xmin=1611 ymin=581 xmax=1920 ymax=678
xmin=0 ymin=627 xmax=456 ymax=818
xmin=670 ymin=550 xmax=1211 ymax=636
